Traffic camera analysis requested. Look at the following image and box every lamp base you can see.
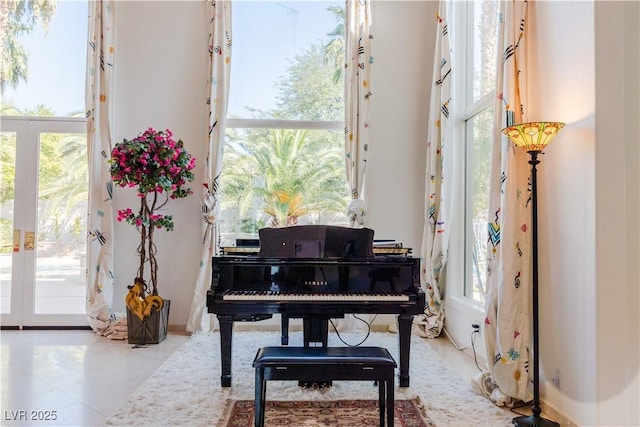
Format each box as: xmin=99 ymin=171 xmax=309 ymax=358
xmin=513 ymin=415 xmax=561 ymax=427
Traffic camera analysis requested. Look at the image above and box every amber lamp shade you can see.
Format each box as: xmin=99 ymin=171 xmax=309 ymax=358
xmin=502 ymin=122 xmax=565 ymax=153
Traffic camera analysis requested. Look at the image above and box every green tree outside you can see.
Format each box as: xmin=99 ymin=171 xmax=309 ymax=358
xmin=323 ymin=5 xmax=345 ymax=85
xmin=0 ymin=0 xmax=58 ymax=91
xmin=272 ymin=43 xmax=344 ymax=122
xmin=0 ymin=103 xmax=87 ymax=253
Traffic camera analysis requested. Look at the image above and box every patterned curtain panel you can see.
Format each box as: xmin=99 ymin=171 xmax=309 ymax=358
xmin=415 ymin=2 xmax=451 ymax=339
xmin=186 ymin=0 xmax=232 ymax=333
xmin=472 ymin=0 xmax=533 ymax=405
xmin=85 ymin=0 xmax=124 ymax=339
xmin=344 ymin=0 xmax=373 ymax=227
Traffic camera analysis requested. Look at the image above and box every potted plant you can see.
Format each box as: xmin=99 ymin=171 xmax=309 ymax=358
xmin=110 ymin=128 xmax=196 ymax=344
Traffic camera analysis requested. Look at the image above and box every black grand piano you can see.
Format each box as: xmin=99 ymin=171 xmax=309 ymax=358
xmin=207 ymin=225 xmax=425 ymax=387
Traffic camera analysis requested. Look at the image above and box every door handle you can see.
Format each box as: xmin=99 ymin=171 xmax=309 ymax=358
xmin=24 ymin=231 xmax=35 ymax=251
xmin=13 ymin=229 xmax=20 ymax=252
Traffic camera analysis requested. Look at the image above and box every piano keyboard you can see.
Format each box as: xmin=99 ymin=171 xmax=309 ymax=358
xmin=222 ymin=290 xmax=410 ymax=302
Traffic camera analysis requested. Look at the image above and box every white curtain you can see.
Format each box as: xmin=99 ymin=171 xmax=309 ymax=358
xmin=332 ymin=0 xmax=373 ymax=333
xmin=85 ymin=0 xmax=124 ymax=339
xmin=472 ymin=0 xmax=533 ymax=406
xmin=186 ymin=0 xmax=232 ymax=333
xmin=415 ymin=1 xmax=452 ymax=339
xmin=344 ymin=0 xmax=373 ymax=227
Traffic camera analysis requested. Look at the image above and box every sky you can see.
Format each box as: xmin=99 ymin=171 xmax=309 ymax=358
xmin=229 ymin=1 xmax=340 ymax=118
xmin=1 ymin=1 xmax=340 ymax=118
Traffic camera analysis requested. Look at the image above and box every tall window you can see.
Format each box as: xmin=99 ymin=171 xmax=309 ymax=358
xmin=1 ymin=1 xmax=88 ymax=325
xmin=451 ymin=0 xmax=499 ymax=304
xmin=219 ymin=1 xmax=347 ymax=246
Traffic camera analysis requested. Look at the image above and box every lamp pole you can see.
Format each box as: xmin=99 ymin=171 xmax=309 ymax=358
xmin=512 ymin=150 xmax=559 ymax=427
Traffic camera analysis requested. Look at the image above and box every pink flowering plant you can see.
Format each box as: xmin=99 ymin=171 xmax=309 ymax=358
xmin=110 ymin=128 xmax=196 ymax=297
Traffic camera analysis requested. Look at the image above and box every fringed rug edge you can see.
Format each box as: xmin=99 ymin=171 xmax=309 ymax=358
xmin=216 ymin=398 xmax=236 ymax=427
xmin=217 ymin=398 xmax=435 ymax=427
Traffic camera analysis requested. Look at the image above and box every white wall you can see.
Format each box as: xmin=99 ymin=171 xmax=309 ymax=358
xmin=368 ymin=1 xmax=435 ymax=253
xmin=593 ymin=1 xmax=639 ymax=425
xmin=112 ymin=1 xmax=209 ymax=325
xmin=365 ymin=0 xmax=437 ymax=327
xmin=528 ymin=1 xmax=598 ymax=423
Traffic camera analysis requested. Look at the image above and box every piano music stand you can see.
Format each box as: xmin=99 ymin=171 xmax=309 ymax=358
xmin=258 ymin=225 xmax=374 ymax=258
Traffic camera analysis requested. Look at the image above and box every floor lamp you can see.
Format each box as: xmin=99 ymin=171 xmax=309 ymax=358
xmin=502 ymin=122 xmax=565 ymax=427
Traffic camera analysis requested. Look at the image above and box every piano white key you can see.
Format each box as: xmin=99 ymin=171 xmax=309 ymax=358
xmin=222 ymin=292 xmax=410 ymax=302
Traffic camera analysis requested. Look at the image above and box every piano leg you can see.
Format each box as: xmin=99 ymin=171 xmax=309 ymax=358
xmin=397 ymin=314 xmax=414 ymax=387
xmin=219 ymin=318 xmax=233 ymax=387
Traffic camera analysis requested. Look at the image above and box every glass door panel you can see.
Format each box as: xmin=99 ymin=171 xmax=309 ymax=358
xmin=465 ymin=106 xmax=494 ymax=304
xmin=34 ymin=131 xmax=87 ymax=315
xmin=0 ymin=131 xmax=19 ymax=320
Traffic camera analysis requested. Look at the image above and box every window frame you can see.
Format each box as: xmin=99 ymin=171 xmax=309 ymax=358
xmin=447 ymin=0 xmax=497 ymax=314
xmin=226 ymin=119 xmax=343 ymax=131
xmin=220 ymin=1 xmax=348 ymax=243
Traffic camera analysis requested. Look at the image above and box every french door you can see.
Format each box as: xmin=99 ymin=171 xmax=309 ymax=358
xmin=1 ymin=117 xmax=88 ymax=327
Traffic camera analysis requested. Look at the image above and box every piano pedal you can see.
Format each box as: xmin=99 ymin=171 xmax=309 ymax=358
xmin=298 ymin=380 xmax=333 ymax=389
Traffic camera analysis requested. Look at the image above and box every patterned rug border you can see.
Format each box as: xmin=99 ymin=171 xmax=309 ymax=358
xmin=218 ymin=398 xmax=434 ymax=427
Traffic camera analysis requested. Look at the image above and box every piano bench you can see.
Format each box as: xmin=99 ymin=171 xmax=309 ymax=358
xmin=252 ymin=346 xmax=396 ymax=427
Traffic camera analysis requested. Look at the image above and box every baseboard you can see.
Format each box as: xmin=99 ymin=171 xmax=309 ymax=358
xmin=540 ymin=401 xmax=576 ymax=426
xmin=437 ymin=331 xmax=576 ymax=427
xmin=1 ymin=325 xmax=93 ymax=330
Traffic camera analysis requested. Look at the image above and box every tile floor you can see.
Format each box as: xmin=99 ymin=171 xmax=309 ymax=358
xmin=1 ymin=330 xmax=189 ymax=427
xmin=0 ymin=328 xmax=499 ymax=427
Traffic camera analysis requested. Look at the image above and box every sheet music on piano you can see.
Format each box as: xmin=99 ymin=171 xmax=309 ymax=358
xmin=373 ymin=239 xmax=403 ymax=248
xmin=372 ymin=239 xmax=411 ymax=255
xmin=221 ymin=239 xmax=412 ymax=256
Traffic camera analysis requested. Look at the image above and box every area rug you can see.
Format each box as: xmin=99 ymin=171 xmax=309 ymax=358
xmin=220 ymin=399 xmax=434 ymax=427
xmin=103 ymin=330 xmax=513 ymax=427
